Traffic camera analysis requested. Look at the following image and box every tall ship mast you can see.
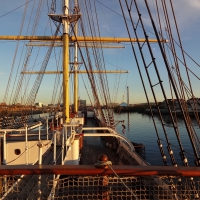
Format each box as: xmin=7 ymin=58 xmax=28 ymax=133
xmin=0 ymin=0 xmax=200 ymax=199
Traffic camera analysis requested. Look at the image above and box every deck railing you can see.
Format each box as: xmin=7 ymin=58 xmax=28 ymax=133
xmin=0 ymin=165 xmax=200 ymax=199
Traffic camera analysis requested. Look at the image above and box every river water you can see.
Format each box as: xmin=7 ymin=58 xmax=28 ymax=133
xmin=114 ymin=112 xmax=200 ymax=166
xmin=32 ymin=111 xmax=200 ymax=166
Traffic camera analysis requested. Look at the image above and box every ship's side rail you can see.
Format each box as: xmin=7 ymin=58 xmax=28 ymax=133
xmin=82 ymin=127 xmax=134 ymax=151
xmin=82 ymin=126 xmax=149 ymax=166
xmin=0 ymin=121 xmax=53 ymax=165
xmin=0 ymin=165 xmax=200 ymax=200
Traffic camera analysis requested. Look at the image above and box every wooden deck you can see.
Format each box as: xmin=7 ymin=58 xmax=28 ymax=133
xmin=81 ymin=118 xmax=140 ymax=166
xmin=4 ymin=146 xmax=62 ymax=199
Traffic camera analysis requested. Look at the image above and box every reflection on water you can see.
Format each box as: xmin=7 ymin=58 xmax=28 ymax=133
xmin=114 ymin=112 xmax=200 ymax=166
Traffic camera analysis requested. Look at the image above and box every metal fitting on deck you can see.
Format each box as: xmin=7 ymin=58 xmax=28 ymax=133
xmin=37 ymin=141 xmax=44 ymax=148
xmin=76 ymin=124 xmax=83 ymax=134
xmin=95 ymin=154 xmax=112 ymax=169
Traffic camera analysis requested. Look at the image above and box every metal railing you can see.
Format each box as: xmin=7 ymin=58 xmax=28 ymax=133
xmin=0 ymin=165 xmax=200 ymax=199
xmin=0 ymin=122 xmax=44 ymax=165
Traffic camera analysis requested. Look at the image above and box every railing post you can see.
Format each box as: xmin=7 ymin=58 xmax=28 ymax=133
xmin=64 ymin=123 xmax=68 ymax=140
xmin=37 ymin=141 xmax=43 ymax=200
xmin=25 ymin=124 xmax=28 ymax=165
xmin=3 ymin=132 xmax=7 ymax=165
xmin=3 ymin=176 xmax=7 ymax=194
xmin=52 ymin=118 xmax=54 ymax=130
xmin=56 ymin=115 xmax=58 ymax=130
xmin=62 ymin=128 xmax=65 ymax=165
xmin=3 ymin=132 xmax=7 ymax=194
xmin=38 ymin=141 xmax=43 ymax=165
xmin=46 ymin=117 xmax=49 ymax=140
xmin=53 ymin=131 xmax=57 ymax=165
xmin=51 ymin=131 xmax=57 ymax=200
xmin=38 ymin=121 xmax=41 ymax=140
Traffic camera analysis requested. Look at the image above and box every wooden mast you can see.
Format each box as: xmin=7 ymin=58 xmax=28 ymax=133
xmin=74 ymin=0 xmax=78 ymax=113
xmin=62 ymin=0 xmax=70 ymax=123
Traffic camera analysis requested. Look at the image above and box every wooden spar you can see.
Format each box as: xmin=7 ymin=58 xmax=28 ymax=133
xmin=26 ymin=43 xmax=126 ymax=48
xmin=21 ymin=70 xmax=128 ymax=74
xmin=70 ymin=36 xmax=168 ymax=43
xmin=0 ymin=35 xmax=168 ymax=43
xmin=0 ymin=36 xmax=62 ymax=41
xmin=0 ymin=165 xmax=200 ymax=176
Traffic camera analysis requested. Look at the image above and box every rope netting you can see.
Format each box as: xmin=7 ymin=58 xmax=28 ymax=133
xmin=1 ymin=174 xmax=200 ymax=199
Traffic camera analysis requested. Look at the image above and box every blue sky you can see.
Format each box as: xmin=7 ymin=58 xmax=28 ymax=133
xmin=0 ymin=0 xmax=200 ymax=105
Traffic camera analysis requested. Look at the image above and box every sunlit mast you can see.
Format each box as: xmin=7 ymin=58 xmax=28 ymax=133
xmin=62 ymin=0 xmax=70 ymax=123
xmin=74 ymin=0 xmax=79 ymax=113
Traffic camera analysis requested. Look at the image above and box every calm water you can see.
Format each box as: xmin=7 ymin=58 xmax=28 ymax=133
xmin=114 ymin=112 xmax=200 ymax=166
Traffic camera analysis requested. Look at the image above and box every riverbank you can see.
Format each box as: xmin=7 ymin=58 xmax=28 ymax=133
xmin=113 ymin=106 xmax=200 ymax=118
xmin=0 ymin=107 xmax=50 ymax=118
xmin=113 ymin=106 xmax=146 ymax=113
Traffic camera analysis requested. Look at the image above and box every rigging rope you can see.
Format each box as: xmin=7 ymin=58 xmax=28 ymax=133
xmin=119 ymin=0 xmax=170 ymax=166
xmin=25 ymin=24 xmax=61 ymax=109
xmin=3 ymin=0 xmax=29 ymax=103
xmin=144 ymin=0 xmax=200 ymax=165
xmin=11 ymin=0 xmax=44 ymax=105
xmin=71 ymin=0 xmax=114 ymax=125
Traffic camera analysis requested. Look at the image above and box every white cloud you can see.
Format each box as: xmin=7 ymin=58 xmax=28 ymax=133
xmin=173 ymin=1 xmax=200 ymax=27
xmin=187 ymin=0 xmax=200 ymax=9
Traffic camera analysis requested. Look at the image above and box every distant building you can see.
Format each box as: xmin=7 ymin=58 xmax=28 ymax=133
xmin=0 ymin=102 xmax=7 ymax=109
xmin=35 ymin=102 xmax=43 ymax=107
xmin=187 ymin=98 xmax=200 ymax=109
xmin=119 ymin=102 xmax=127 ymax=107
xmin=162 ymin=99 xmax=187 ymax=109
xmin=79 ymin=99 xmax=86 ymax=107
